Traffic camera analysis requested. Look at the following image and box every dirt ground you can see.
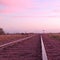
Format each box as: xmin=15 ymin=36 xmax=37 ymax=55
xmin=0 ymin=35 xmax=42 ymax=60
xmin=43 ymin=34 xmax=60 ymax=60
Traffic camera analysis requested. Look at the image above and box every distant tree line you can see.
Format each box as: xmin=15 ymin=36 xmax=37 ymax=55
xmin=0 ymin=28 xmax=5 ymax=35
xmin=0 ymin=28 xmax=34 ymax=35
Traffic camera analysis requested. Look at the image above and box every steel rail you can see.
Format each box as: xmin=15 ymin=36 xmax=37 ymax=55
xmin=41 ymin=36 xmax=48 ymax=60
xmin=0 ymin=35 xmax=34 ymax=48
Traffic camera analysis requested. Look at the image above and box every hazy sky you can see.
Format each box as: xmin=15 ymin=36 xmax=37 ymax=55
xmin=0 ymin=0 xmax=60 ymax=33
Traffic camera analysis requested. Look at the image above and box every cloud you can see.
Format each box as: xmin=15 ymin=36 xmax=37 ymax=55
xmin=0 ymin=0 xmax=32 ymax=14
xmin=1 ymin=0 xmax=60 ymax=17
xmin=0 ymin=16 xmax=3 ymax=20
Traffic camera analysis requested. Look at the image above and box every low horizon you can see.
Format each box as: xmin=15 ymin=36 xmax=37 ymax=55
xmin=0 ymin=0 xmax=60 ymax=33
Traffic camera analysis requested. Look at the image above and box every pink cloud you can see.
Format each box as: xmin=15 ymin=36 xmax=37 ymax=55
xmin=0 ymin=0 xmax=32 ymax=14
xmin=1 ymin=0 xmax=32 ymax=7
xmin=0 ymin=16 xmax=3 ymax=20
xmin=1 ymin=0 xmax=60 ymax=18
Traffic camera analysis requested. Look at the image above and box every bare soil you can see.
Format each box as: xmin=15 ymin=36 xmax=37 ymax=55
xmin=43 ymin=34 xmax=60 ymax=60
xmin=0 ymin=35 xmax=42 ymax=60
xmin=0 ymin=35 xmax=28 ymax=45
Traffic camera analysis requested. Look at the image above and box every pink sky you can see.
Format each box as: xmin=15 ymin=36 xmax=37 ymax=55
xmin=0 ymin=0 xmax=60 ymax=33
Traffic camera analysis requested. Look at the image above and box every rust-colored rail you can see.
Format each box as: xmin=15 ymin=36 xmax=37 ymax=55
xmin=0 ymin=35 xmax=34 ymax=48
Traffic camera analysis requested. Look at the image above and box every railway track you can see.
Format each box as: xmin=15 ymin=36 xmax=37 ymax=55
xmin=42 ymin=34 xmax=60 ymax=60
xmin=41 ymin=36 xmax=48 ymax=60
xmin=0 ymin=35 xmax=34 ymax=48
xmin=0 ymin=34 xmax=50 ymax=60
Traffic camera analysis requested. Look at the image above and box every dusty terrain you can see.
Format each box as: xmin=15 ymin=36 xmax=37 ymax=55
xmin=0 ymin=34 xmax=42 ymax=60
xmin=0 ymin=34 xmax=29 ymax=45
xmin=43 ymin=34 xmax=60 ymax=60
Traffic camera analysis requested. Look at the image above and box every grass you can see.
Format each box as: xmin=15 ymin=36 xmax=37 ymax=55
xmin=0 ymin=34 xmax=30 ymax=43
xmin=48 ymin=33 xmax=60 ymax=40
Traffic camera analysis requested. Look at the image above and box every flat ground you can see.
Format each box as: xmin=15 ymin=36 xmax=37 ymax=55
xmin=0 ymin=34 xmax=29 ymax=45
xmin=43 ymin=34 xmax=60 ymax=60
xmin=0 ymin=34 xmax=42 ymax=60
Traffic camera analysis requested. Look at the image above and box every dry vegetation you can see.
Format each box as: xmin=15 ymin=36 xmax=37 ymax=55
xmin=0 ymin=34 xmax=32 ymax=44
xmin=48 ymin=33 xmax=60 ymax=40
xmin=0 ymin=35 xmax=27 ymax=40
